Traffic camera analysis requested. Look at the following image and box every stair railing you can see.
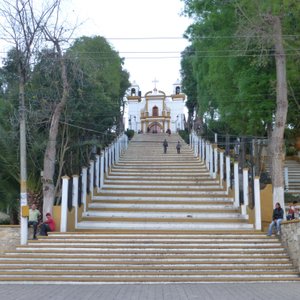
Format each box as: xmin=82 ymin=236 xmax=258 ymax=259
xmin=190 ymin=130 xmax=262 ymax=230
xmin=59 ymin=133 xmax=128 ymax=232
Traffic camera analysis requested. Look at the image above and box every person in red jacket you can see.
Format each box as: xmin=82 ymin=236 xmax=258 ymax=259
xmin=39 ymin=213 xmax=56 ymax=236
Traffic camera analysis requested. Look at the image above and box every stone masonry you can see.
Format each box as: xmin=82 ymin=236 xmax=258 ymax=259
xmin=0 ymin=226 xmax=20 ymax=254
xmin=281 ymin=220 xmax=300 ymax=272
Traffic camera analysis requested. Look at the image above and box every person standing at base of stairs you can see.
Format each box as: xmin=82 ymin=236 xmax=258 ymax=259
xmin=176 ymin=141 xmax=181 ymax=154
xmin=163 ymin=139 xmax=168 ymax=154
xmin=28 ymin=204 xmax=41 ymax=240
xmin=267 ymin=202 xmax=284 ymax=236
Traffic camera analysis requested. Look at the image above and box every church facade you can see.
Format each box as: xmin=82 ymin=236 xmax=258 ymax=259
xmin=126 ymin=80 xmax=186 ymax=133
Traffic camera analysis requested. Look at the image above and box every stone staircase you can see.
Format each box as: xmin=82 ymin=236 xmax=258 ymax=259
xmin=285 ymin=159 xmax=300 ymax=194
xmin=78 ymin=133 xmax=251 ymax=231
xmin=0 ymin=133 xmax=299 ymax=283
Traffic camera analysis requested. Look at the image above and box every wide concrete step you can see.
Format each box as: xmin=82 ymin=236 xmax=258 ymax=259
xmin=88 ymin=203 xmax=236 ymax=211
xmin=116 ymin=160 xmax=202 ymax=165
xmin=101 ymin=184 xmax=222 ymax=190
xmin=76 ymin=221 xmax=253 ymax=230
xmin=92 ymin=195 xmax=233 ymax=203
xmin=83 ymin=211 xmax=246 ymax=220
xmin=0 ymin=275 xmax=299 ymax=283
xmin=97 ymin=189 xmax=228 ymax=196
xmin=0 ymin=265 xmax=295 ymax=272
xmin=120 ymin=157 xmax=198 ymax=162
xmin=106 ymin=174 xmax=214 ymax=181
xmin=112 ymin=165 xmax=206 ymax=170
xmin=106 ymin=172 xmax=211 ymax=177
xmin=104 ymin=179 xmax=219 ymax=186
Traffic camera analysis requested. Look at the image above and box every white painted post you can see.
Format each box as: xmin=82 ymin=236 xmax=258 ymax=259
xmin=125 ymin=134 xmax=128 ymax=150
xmin=194 ymin=136 xmax=198 ymax=157
xmin=209 ymin=144 xmax=214 ymax=178
xmin=100 ymin=151 xmax=104 ymax=189
xmin=284 ymin=167 xmax=289 ymax=191
xmin=189 ymin=133 xmax=192 ymax=148
xmin=116 ymin=138 xmax=119 ymax=163
xmin=206 ymin=142 xmax=210 ymax=170
xmin=60 ymin=176 xmax=69 ymax=232
xmin=20 ymin=196 xmax=28 ymax=245
xmin=95 ymin=155 xmax=100 ymax=190
xmin=254 ymin=176 xmax=262 ymax=230
xmin=89 ymin=160 xmax=94 ymax=198
xmin=213 ymin=145 xmax=218 ymax=179
xmin=114 ymin=141 xmax=118 ymax=163
xmin=241 ymin=168 xmax=249 ymax=216
xmin=214 ymin=133 xmax=218 ymax=143
xmin=202 ymin=138 xmax=205 ymax=163
xmin=81 ymin=167 xmax=87 ymax=213
xmin=199 ymin=137 xmax=202 ymax=161
xmin=226 ymin=155 xmax=231 ymax=192
xmin=112 ymin=143 xmax=115 ymax=165
xmin=109 ymin=144 xmax=113 ymax=167
xmin=104 ymin=148 xmax=108 ymax=175
xmin=234 ymin=162 xmax=239 ymax=207
xmin=108 ymin=145 xmax=112 ymax=171
xmin=219 ymin=150 xmax=224 ymax=187
xmin=72 ymin=175 xmax=79 ymax=228
xmin=118 ymin=136 xmax=122 ymax=159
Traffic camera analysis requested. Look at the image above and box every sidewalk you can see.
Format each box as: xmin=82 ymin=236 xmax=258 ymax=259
xmin=0 ymin=282 xmax=299 ymax=300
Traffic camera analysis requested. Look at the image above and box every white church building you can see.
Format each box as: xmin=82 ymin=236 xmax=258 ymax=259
xmin=126 ymin=80 xmax=186 ymax=133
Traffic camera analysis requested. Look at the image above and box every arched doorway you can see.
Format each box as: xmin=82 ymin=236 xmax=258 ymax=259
xmin=149 ymin=122 xmax=162 ymax=133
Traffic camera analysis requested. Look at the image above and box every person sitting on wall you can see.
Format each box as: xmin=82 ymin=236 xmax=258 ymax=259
xmin=28 ymin=204 xmax=41 ymax=240
xmin=267 ymin=202 xmax=284 ymax=236
xmin=39 ymin=212 xmax=56 ymax=236
xmin=286 ymin=201 xmax=298 ymax=220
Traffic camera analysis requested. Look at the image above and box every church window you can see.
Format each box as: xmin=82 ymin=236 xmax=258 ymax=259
xmin=175 ymin=86 xmax=181 ymax=94
xmin=131 ymin=88 xmax=136 ymax=96
xmin=152 ymin=106 xmax=158 ymax=116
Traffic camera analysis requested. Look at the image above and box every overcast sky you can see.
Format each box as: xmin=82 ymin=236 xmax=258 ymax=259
xmin=67 ymin=0 xmax=192 ymax=95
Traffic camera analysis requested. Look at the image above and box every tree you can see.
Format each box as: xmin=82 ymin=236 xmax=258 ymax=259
xmin=181 ymin=0 xmax=300 ymax=207
xmin=0 ymin=0 xmax=59 ymax=240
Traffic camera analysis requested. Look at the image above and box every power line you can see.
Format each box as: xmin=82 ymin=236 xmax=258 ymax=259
xmin=59 ymin=121 xmax=113 ymax=135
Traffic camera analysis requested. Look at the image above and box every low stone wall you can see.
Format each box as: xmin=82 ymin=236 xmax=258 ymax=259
xmin=0 ymin=226 xmax=20 ymax=254
xmin=281 ymin=220 xmax=300 ymax=272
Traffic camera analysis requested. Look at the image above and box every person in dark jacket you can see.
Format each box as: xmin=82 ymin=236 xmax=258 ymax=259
xmin=176 ymin=141 xmax=181 ymax=154
xmin=267 ymin=202 xmax=284 ymax=236
xmin=163 ymin=139 xmax=168 ymax=154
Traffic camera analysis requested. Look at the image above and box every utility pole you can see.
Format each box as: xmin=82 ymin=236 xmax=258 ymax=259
xmin=19 ymin=72 xmax=28 ymax=245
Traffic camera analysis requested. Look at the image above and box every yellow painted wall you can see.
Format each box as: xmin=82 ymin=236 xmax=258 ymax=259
xmin=247 ymin=184 xmax=273 ymax=231
xmin=78 ymin=205 xmax=84 ymax=223
xmin=52 ymin=205 xmax=78 ymax=232
xmin=260 ymin=184 xmax=273 ymax=231
xmin=248 ymin=205 xmax=255 ymax=226
xmin=67 ymin=208 xmax=75 ymax=232
xmin=52 ymin=205 xmax=61 ymax=232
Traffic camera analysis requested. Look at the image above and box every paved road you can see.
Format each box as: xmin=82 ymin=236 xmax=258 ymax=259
xmin=0 ymin=283 xmax=299 ymax=300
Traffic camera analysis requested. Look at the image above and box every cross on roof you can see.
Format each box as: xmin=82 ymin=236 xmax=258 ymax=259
xmin=152 ymin=77 xmax=159 ymax=89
